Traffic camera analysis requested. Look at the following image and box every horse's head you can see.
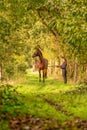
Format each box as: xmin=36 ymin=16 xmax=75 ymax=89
xmin=32 ymin=48 xmax=42 ymax=58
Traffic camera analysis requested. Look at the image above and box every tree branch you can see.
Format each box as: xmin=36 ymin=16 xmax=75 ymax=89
xmin=37 ymin=8 xmax=59 ymax=38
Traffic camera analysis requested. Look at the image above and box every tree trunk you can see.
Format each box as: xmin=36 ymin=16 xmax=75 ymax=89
xmin=0 ymin=64 xmax=2 ymax=81
xmin=74 ymin=58 xmax=78 ymax=82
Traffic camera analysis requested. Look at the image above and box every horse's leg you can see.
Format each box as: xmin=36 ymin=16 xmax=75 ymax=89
xmin=45 ymin=69 xmax=47 ymax=78
xmin=39 ymin=69 xmax=41 ymax=82
xmin=43 ymin=69 xmax=47 ymax=78
xmin=43 ymin=70 xmax=45 ymax=82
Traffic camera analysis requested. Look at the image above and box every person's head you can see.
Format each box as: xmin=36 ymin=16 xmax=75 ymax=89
xmin=61 ymin=56 xmax=67 ymax=62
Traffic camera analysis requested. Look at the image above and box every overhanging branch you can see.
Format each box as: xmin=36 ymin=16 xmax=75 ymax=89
xmin=37 ymin=8 xmax=59 ymax=39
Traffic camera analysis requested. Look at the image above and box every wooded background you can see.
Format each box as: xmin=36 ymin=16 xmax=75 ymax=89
xmin=0 ymin=0 xmax=87 ymax=83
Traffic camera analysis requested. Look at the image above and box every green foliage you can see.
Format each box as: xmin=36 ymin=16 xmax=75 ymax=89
xmin=0 ymin=16 xmax=11 ymax=43
xmin=1 ymin=84 xmax=25 ymax=115
xmin=0 ymin=0 xmax=87 ymax=81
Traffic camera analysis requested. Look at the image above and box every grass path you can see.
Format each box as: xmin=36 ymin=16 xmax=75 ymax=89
xmin=17 ymin=74 xmax=87 ymax=119
xmin=1 ymin=74 xmax=87 ymax=129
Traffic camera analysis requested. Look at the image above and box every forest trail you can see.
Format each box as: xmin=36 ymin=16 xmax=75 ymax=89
xmin=1 ymin=74 xmax=87 ymax=130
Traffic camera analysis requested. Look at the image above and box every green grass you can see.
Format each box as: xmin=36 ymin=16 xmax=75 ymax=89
xmin=17 ymin=74 xmax=87 ymax=120
xmin=23 ymin=94 xmax=67 ymax=122
xmin=18 ymin=74 xmax=76 ymax=94
xmin=1 ymin=74 xmax=87 ymax=129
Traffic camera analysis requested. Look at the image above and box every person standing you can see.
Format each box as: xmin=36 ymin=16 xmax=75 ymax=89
xmin=57 ymin=57 xmax=67 ymax=83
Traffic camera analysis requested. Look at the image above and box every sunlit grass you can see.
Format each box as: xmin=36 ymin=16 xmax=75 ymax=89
xmin=17 ymin=74 xmax=77 ymax=95
xmin=15 ymin=74 xmax=75 ymax=122
xmin=1 ymin=73 xmax=87 ymax=130
xmin=17 ymin=74 xmax=87 ymax=120
xmin=44 ymin=88 xmax=87 ymax=119
xmin=23 ymin=94 xmax=68 ymax=122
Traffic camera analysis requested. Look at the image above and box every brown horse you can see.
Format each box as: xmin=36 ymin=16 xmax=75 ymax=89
xmin=32 ymin=47 xmax=48 ymax=82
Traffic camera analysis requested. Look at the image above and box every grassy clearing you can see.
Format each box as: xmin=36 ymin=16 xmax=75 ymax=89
xmin=17 ymin=74 xmax=87 ymax=120
xmin=18 ymin=74 xmax=76 ymax=94
xmin=44 ymin=92 xmax=87 ymax=119
xmin=1 ymin=74 xmax=87 ymax=129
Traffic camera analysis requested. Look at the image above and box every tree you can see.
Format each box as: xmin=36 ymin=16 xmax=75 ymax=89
xmin=0 ymin=0 xmax=87 ymax=82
